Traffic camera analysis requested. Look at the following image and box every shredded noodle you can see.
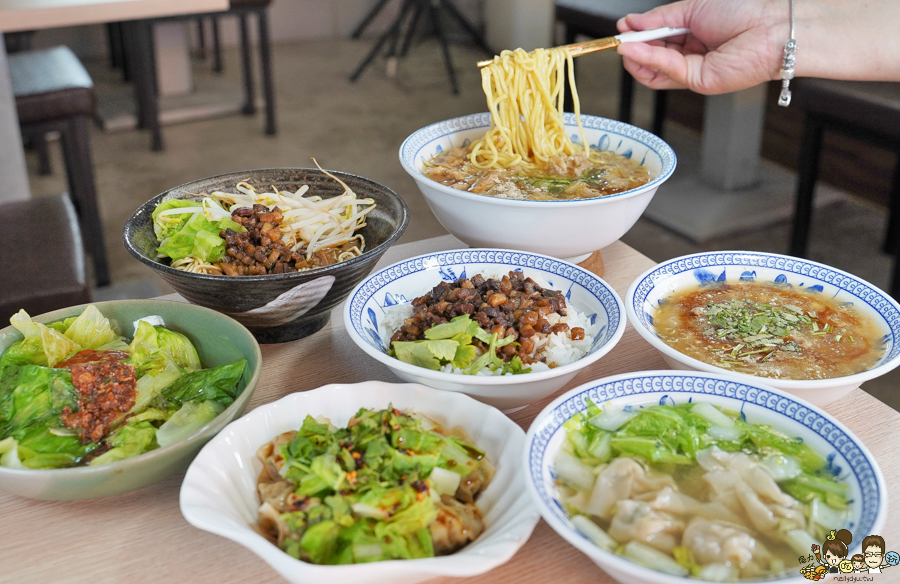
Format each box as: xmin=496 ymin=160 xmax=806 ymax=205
xmin=468 ymin=47 xmax=595 ymax=172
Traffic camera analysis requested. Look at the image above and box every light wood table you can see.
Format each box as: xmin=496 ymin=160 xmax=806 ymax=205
xmin=2 ymin=235 xmax=898 ymax=583
xmin=0 ymin=0 xmax=228 ymax=203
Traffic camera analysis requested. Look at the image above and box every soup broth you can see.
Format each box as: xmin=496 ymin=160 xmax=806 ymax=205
xmin=423 ymin=147 xmax=650 ymax=201
xmin=653 ymin=283 xmax=884 ymax=380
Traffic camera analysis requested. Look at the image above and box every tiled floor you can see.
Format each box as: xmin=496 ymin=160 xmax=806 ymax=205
xmin=23 ymin=38 xmax=899 ymax=410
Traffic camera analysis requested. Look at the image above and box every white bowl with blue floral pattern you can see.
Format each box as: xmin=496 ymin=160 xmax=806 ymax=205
xmin=625 ymin=251 xmax=900 ymax=406
xmin=343 ymin=248 xmax=626 ymax=411
xmin=399 ymin=113 xmax=676 ymax=264
xmin=525 ymin=370 xmax=887 ymax=584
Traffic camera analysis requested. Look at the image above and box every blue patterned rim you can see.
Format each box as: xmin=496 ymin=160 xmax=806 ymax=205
xmin=346 ymin=249 xmax=623 ymax=362
xmin=628 ymin=251 xmax=900 ymax=366
xmin=526 ymin=371 xmax=884 ymax=566
xmin=399 ymin=112 xmax=677 ymax=204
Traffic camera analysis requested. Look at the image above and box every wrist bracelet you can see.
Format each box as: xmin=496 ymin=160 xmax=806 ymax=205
xmin=778 ymin=0 xmax=797 ymax=106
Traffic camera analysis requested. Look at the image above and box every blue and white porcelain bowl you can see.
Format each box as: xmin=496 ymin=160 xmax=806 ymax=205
xmin=625 ymin=251 xmax=900 ymax=406
xmin=399 ymin=113 xmax=676 ymax=264
xmin=343 ymin=248 xmax=626 ymax=411
xmin=525 ymin=370 xmax=887 ymax=584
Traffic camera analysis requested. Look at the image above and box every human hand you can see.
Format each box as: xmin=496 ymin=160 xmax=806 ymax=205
xmin=616 ymin=0 xmax=790 ymax=94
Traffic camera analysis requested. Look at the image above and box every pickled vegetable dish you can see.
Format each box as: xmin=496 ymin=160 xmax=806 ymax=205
xmin=254 ymin=406 xmax=494 ymax=564
xmin=653 ymin=283 xmax=884 ymax=380
xmin=556 ymin=400 xmax=849 ymax=580
xmin=0 ymin=306 xmax=246 ymax=468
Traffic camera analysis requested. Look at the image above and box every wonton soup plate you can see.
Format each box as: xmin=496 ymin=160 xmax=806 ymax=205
xmin=343 ymin=248 xmax=626 ymax=412
xmin=399 ymin=113 xmax=676 ymax=264
xmin=625 ymin=251 xmax=900 ymax=407
xmin=525 ymin=370 xmax=887 ymax=584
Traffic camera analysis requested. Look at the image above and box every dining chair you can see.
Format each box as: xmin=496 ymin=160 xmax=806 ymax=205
xmin=8 ymin=46 xmax=110 ymax=287
xmin=125 ymin=0 xmax=276 ymax=151
xmin=0 ymin=193 xmax=91 ymax=323
xmin=788 ymin=79 xmax=900 ymax=298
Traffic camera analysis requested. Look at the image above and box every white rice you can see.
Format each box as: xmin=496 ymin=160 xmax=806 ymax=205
xmin=381 ymin=273 xmax=600 ymax=376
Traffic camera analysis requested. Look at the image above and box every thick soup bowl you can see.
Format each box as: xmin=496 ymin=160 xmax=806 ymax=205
xmin=399 ymin=113 xmax=676 ymax=264
xmin=525 ymin=370 xmax=887 ymax=584
xmin=343 ymin=248 xmax=626 ymax=412
xmin=625 ymin=251 xmax=900 ymax=406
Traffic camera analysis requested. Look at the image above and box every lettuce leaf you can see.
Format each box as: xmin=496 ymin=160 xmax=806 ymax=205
xmin=63 ymin=304 xmax=122 ymax=350
xmin=152 ymin=199 xmax=203 ymax=241
xmin=155 ymin=359 xmax=246 ymax=409
xmin=15 ymin=425 xmax=96 ymax=468
xmin=0 ymin=365 xmax=76 ymax=437
xmin=155 ymin=400 xmax=224 ymax=448
xmin=10 ymin=310 xmax=79 ymax=367
xmin=89 ymin=421 xmax=157 ymax=466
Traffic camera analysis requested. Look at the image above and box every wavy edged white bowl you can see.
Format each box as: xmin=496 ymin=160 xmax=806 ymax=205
xmin=625 ymin=251 xmax=900 ymax=407
xmin=525 ymin=370 xmax=887 ymax=584
xmin=343 ymin=248 xmax=627 ymax=412
xmin=180 ymin=381 xmax=539 ymax=584
xmin=399 ymin=112 xmax=676 ymax=264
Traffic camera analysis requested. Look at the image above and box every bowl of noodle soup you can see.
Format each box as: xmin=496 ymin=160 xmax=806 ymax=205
xmin=124 ymin=168 xmax=409 ymax=343
xmin=400 ymin=46 xmax=673 ymax=263
xmin=525 ymin=370 xmax=887 ymax=584
xmin=400 ymin=113 xmax=675 ymax=264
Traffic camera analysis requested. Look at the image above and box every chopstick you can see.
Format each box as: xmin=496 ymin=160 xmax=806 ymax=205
xmin=475 ymin=27 xmax=691 ymax=68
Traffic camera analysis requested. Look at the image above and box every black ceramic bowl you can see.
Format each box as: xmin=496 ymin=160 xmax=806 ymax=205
xmin=124 ymin=168 xmax=409 ymax=343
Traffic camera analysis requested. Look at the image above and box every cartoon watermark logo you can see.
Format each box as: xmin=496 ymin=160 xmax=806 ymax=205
xmin=799 ymin=529 xmax=899 ymax=580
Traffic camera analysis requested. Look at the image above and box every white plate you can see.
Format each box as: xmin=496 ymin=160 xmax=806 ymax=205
xmin=180 ymin=381 xmax=539 ymax=584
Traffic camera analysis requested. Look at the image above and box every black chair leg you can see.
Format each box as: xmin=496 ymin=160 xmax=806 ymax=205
xmin=128 ymin=19 xmax=163 ymax=151
xmin=651 ymin=90 xmax=667 ymax=138
xmin=211 ymin=16 xmax=222 ymax=73
xmin=256 ymin=8 xmax=276 ymax=135
xmin=881 ymin=155 xmax=900 ymax=254
xmin=35 ymin=133 xmax=52 ymax=175
xmin=196 ymin=17 xmax=206 ymax=59
xmin=789 ymin=113 xmax=825 ymax=258
xmin=618 ymin=63 xmax=634 ymax=124
xmin=238 ymin=12 xmax=256 ymax=115
xmin=107 ymin=23 xmax=124 ymax=70
xmin=59 ymin=116 xmax=110 ymax=287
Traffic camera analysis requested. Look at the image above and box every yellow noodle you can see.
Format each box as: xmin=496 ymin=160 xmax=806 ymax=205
xmin=469 ymin=47 xmax=595 ymax=172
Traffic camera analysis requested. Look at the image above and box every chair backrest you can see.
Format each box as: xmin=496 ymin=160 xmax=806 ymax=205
xmin=793 ymin=79 xmax=900 ymax=139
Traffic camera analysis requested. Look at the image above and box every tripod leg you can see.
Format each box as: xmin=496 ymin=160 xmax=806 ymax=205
xmin=350 ymin=0 xmax=413 ymax=82
xmin=351 ymin=0 xmax=394 ymax=40
xmin=387 ymin=0 xmax=414 ymax=57
xmin=428 ymin=0 xmax=459 ymax=94
xmin=399 ymin=0 xmax=424 ymax=57
xmin=440 ymin=0 xmax=494 ymax=56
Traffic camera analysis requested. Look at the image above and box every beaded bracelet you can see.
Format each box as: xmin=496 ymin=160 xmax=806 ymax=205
xmin=778 ymin=0 xmax=797 ymax=106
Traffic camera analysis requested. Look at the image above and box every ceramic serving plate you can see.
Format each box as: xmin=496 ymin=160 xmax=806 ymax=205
xmin=399 ymin=113 xmax=676 ymax=263
xmin=180 ymin=381 xmax=540 ymax=584
xmin=0 ymin=299 xmax=261 ymax=500
xmin=526 ymin=370 xmax=887 ymax=584
xmin=343 ymin=248 xmax=626 ymax=412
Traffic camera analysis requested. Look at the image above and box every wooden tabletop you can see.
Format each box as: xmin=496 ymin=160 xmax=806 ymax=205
xmin=0 ymin=0 xmax=228 ymax=33
xmin=2 ymin=235 xmax=898 ymax=583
